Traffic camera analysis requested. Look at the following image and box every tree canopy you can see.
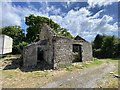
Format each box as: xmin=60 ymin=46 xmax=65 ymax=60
xmin=93 ymin=34 xmax=120 ymax=58
xmin=25 ymin=14 xmax=73 ymax=43
xmin=1 ymin=26 xmax=27 ymax=54
xmin=1 ymin=26 xmax=24 ymax=43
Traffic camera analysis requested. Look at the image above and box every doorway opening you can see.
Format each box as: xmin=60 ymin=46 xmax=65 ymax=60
xmin=37 ymin=47 xmax=44 ymax=63
xmin=37 ymin=47 xmax=53 ymax=70
xmin=72 ymin=44 xmax=82 ymax=62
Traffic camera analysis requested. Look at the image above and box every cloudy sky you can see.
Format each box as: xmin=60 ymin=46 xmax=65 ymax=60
xmin=0 ymin=0 xmax=119 ymax=42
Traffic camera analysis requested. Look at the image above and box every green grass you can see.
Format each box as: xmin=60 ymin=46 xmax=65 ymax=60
xmin=65 ymin=58 xmax=104 ymax=72
xmin=27 ymin=70 xmax=49 ymax=78
xmin=65 ymin=65 xmax=76 ymax=71
xmin=64 ymin=58 xmax=119 ymax=72
xmin=102 ymin=58 xmax=120 ymax=62
xmin=1 ymin=54 xmax=21 ymax=59
xmin=85 ymin=59 xmax=103 ymax=67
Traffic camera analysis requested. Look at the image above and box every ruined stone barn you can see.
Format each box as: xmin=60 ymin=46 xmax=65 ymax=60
xmin=23 ymin=24 xmax=92 ymax=69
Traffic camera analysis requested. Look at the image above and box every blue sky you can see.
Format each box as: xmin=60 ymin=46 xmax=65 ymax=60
xmin=0 ymin=0 xmax=119 ymax=42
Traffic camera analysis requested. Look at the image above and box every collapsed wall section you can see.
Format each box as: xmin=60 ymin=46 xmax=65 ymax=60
xmin=23 ymin=43 xmax=37 ymax=68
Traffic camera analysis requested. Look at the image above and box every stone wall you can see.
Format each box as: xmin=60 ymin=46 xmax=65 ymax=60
xmin=41 ymin=41 xmax=54 ymax=67
xmin=23 ymin=43 xmax=37 ymax=68
xmin=53 ymin=38 xmax=93 ymax=68
xmin=53 ymin=37 xmax=73 ymax=68
xmin=39 ymin=24 xmax=55 ymax=67
xmin=23 ymin=24 xmax=55 ymax=68
xmin=23 ymin=37 xmax=93 ymax=69
xmin=82 ymin=42 xmax=93 ymax=61
xmin=40 ymin=24 xmax=56 ymax=41
xmin=23 ymin=40 xmax=54 ymax=68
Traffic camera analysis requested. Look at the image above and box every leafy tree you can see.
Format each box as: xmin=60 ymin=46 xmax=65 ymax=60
xmin=25 ymin=15 xmax=60 ymax=43
xmin=113 ymin=38 xmax=120 ymax=57
xmin=1 ymin=26 xmax=24 ymax=43
xmin=93 ymin=34 xmax=120 ymax=58
xmin=93 ymin=34 xmax=104 ymax=58
xmin=93 ymin=34 xmax=104 ymax=49
xmin=1 ymin=26 xmax=25 ymax=54
xmin=16 ymin=41 xmax=28 ymax=53
xmin=101 ymin=36 xmax=116 ymax=58
xmin=25 ymin=14 xmax=73 ymax=43
xmin=57 ymin=28 xmax=74 ymax=39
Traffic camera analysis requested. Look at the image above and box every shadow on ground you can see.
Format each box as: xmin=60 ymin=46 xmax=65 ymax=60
xmin=3 ymin=57 xmax=22 ymax=70
xmin=21 ymin=60 xmax=53 ymax=72
xmin=3 ymin=57 xmax=53 ymax=72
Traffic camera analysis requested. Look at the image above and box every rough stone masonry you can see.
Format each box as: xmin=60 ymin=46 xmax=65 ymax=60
xmin=23 ymin=24 xmax=92 ymax=69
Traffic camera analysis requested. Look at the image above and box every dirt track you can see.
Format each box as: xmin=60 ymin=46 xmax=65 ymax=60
xmin=41 ymin=62 xmax=117 ymax=88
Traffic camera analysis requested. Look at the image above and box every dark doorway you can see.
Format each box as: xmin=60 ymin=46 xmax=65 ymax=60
xmin=37 ymin=47 xmax=44 ymax=63
xmin=37 ymin=47 xmax=53 ymax=70
xmin=73 ymin=44 xmax=82 ymax=62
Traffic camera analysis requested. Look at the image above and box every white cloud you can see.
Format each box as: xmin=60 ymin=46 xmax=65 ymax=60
xmin=1 ymin=2 xmax=22 ymax=27
xmin=62 ymin=0 xmax=76 ymax=8
xmin=1 ymin=2 xmax=118 ymax=41
xmin=1 ymin=2 xmax=62 ymax=27
xmin=50 ymin=16 xmax=63 ymax=24
xmin=87 ymin=0 xmax=118 ymax=8
xmin=49 ymin=7 xmax=118 ymax=41
xmin=48 ymin=6 xmax=61 ymax=15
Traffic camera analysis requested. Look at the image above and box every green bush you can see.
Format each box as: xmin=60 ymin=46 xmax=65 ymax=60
xmin=12 ymin=42 xmax=28 ymax=54
xmin=93 ymin=49 xmax=102 ymax=58
xmin=93 ymin=34 xmax=120 ymax=58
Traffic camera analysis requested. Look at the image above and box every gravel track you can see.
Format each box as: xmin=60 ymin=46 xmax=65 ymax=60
xmin=41 ymin=63 xmax=117 ymax=88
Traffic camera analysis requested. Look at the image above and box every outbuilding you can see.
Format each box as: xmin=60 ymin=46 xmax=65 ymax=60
xmin=23 ymin=24 xmax=92 ymax=69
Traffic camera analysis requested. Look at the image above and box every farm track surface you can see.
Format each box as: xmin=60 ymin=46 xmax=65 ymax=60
xmin=41 ymin=62 xmax=117 ymax=88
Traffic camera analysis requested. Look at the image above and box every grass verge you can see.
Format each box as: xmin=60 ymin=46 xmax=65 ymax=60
xmin=64 ymin=58 xmax=103 ymax=72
